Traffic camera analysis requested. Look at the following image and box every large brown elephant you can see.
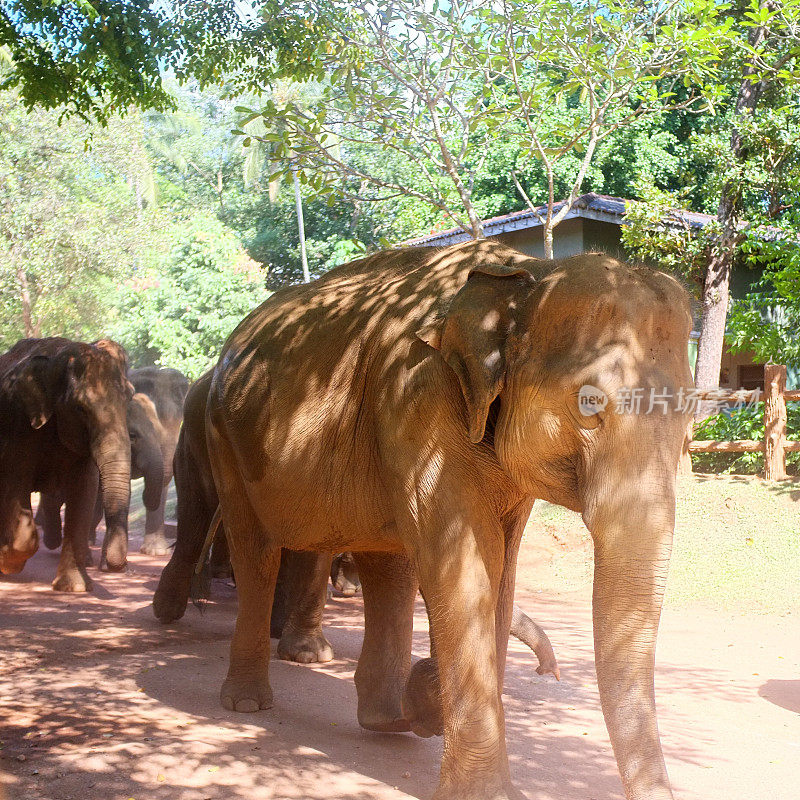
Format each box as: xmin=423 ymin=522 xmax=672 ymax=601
xmin=0 ymin=337 xmax=133 ymax=589
xmin=128 ymin=366 xmax=189 ymax=556
xmin=154 ymin=372 xmax=561 ymax=677
xmin=206 ymin=240 xmax=692 ymax=800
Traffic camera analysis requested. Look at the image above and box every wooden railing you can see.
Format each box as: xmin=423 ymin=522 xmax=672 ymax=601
xmin=686 ymin=365 xmax=800 ymax=480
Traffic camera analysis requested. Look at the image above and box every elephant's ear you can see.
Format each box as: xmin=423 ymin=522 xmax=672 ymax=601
xmin=417 ymin=261 xmax=534 ymax=443
xmin=7 ymin=355 xmax=54 ymax=429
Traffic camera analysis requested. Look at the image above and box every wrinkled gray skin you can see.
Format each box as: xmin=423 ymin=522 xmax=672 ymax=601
xmin=129 ymin=367 xmax=190 ymax=556
xmin=152 ymin=371 xmax=335 ymax=664
xmin=0 ymin=337 xmax=132 ymax=589
xmin=36 ymin=392 xmax=165 ymax=557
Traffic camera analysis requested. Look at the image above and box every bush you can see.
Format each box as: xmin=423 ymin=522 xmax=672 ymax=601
xmin=113 ymin=216 xmax=269 ymax=379
xmin=691 ymin=402 xmax=800 ymax=474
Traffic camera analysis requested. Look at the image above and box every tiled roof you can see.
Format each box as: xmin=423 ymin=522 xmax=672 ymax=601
xmin=403 ymin=192 xmax=780 ymax=247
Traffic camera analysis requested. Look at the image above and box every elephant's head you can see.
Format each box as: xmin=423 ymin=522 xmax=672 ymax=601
xmin=128 ymin=393 xmax=166 ymax=512
xmin=419 ymin=254 xmax=692 ymax=507
xmin=419 ymin=253 xmax=692 ymax=797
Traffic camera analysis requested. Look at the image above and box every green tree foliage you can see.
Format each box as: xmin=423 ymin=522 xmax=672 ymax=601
xmin=0 ymin=86 xmax=163 ymax=349
xmin=111 ymin=216 xmax=268 ymax=379
xmin=0 ymin=0 xmax=332 ymax=124
xmin=244 ymin=0 xmax=730 ymax=256
xmin=0 ymin=0 xmax=177 ymax=122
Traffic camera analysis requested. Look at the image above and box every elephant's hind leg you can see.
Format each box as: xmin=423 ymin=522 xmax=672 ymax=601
xmin=353 ymin=551 xmax=417 ymax=732
xmin=276 ymin=551 xmax=334 ymax=664
xmin=220 ymin=515 xmax=280 ymax=713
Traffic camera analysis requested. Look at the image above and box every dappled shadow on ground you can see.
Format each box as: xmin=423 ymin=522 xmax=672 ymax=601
xmin=3 ymin=539 xmax=800 ymax=800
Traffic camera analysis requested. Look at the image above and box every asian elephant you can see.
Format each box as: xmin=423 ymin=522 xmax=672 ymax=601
xmin=36 ymin=391 xmax=165 ymax=556
xmin=128 ymin=366 xmax=190 ymax=556
xmin=0 ymin=337 xmax=133 ymax=589
xmin=205 ymin=240 xmax=692 ymax=800
xmin=152 ymin=370 xmax=335 ymax=664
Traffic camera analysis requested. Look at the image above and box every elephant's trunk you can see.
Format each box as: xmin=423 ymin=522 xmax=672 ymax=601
xmin=582 ymin=449 xmax=678 ymax=800
xmin=93 ymin=432 xmax=131 ymax=571
xmin=138 ymin=445 xmax=165 ymax=512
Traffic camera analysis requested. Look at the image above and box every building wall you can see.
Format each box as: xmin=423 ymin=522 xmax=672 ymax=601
xmin=582 ymin=218 xmax=624 ymax=256
xmin=495 ymin=217 xmax=585 ymax=258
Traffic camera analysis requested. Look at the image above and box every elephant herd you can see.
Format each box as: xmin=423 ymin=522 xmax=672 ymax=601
xmin=0 ymin=240 xmax=694 ymax=800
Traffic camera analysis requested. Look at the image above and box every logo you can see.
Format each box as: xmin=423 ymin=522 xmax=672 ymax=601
xmin=578 ymin=385 xmax=608 ymax=416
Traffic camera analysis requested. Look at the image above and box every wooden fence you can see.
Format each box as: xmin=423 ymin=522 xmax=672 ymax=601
xmin=686 ymin=364 xmax=800 ymax=480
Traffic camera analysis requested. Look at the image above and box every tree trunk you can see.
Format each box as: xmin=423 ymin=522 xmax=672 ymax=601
xmin=542 ymin=223 xmax=554 ymax=260
xmin=694 ymin=13 xmax=769 ymax=418
xmin=292 ymin=166 xmax=311 ymax=284
xmin=15 ymin=262 xmax=34 ymax=337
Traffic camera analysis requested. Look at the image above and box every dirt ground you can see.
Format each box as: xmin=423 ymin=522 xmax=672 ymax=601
xmin=1 ymin=497 xmax=799 ymax=800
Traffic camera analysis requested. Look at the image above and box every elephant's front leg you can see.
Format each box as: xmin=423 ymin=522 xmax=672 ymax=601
xmin=37 ymin=492 xmax=65 ymax=550
xmin=53 ymin=461 xmax=98 ymax=592
xmin=140 ymin=484 xmax=169 ymax=556
xmin=411 ymin=520 xmax=519 ymax=800
xmin=276 ymin=551 xmax=334 ymax=664
xmin=353 ymin=551 xmax=417 ymax=733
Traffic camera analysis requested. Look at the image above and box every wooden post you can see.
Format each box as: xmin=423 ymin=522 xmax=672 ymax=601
xmin=764 ymin=364 xmax=787 ymax=481
xmin=678 ymin=420 xmax=694 ymax=475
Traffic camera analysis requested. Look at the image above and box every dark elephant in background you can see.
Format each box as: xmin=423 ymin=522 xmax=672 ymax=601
xmin=128 ymin=366 xmax=189 ymax=556
xmin=0 ymin=337 xmax=132 ymax=590
xmin=152 ymin=371 xmax=335 ymax=664
xmin=36 ymin=391 xmax=165 ymax=557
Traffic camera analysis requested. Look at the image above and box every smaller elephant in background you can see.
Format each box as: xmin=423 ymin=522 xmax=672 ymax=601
xmin=152 ymin=371 xmax=335 ymax=664
xmin=36 ymin=391 xmax=166 ymax=558
xmin=129 ymin=366 xmax=190 ymax=556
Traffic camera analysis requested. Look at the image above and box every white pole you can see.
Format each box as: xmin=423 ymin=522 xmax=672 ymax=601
xmin=292 ymin=165 xmax=311 ymax=283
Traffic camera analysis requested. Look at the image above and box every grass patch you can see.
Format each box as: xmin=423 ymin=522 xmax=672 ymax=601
xmin=668 ymin=475 xmax=800 ymax=612
xmin=524 ymin=475 xmax=800 ymax=612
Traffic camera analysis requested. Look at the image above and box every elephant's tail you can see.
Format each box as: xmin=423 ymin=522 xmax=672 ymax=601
xmin=509 ymin=604 xmax=561 ymax=680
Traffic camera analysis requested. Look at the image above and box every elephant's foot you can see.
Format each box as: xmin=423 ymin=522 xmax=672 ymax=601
xmin=433 ymin=779 xmax=524 ymax=800
xmin=276 ymin=626 xmax=334 ymax=664
xmin=42 ymin=529 xmax=62 ymax=550
xmin=99 ymin=554 xmax=127 ymax=572
xmin=330 ymin=553 xmax=361 ymax=596
xmin=152 ymin=560 xmax=193 ymax=623
xmin=140 ymin=532 xmax=170 ymax=556
xmin=52 ymin=568 xmax=92 ymax=593
xmin=401 ymin=657 xmax=443 ymax=738
xmin=220 ymin=675 xmax=273 ymax=713
xmin=356 ymin=680 xmax=412 ymax=733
